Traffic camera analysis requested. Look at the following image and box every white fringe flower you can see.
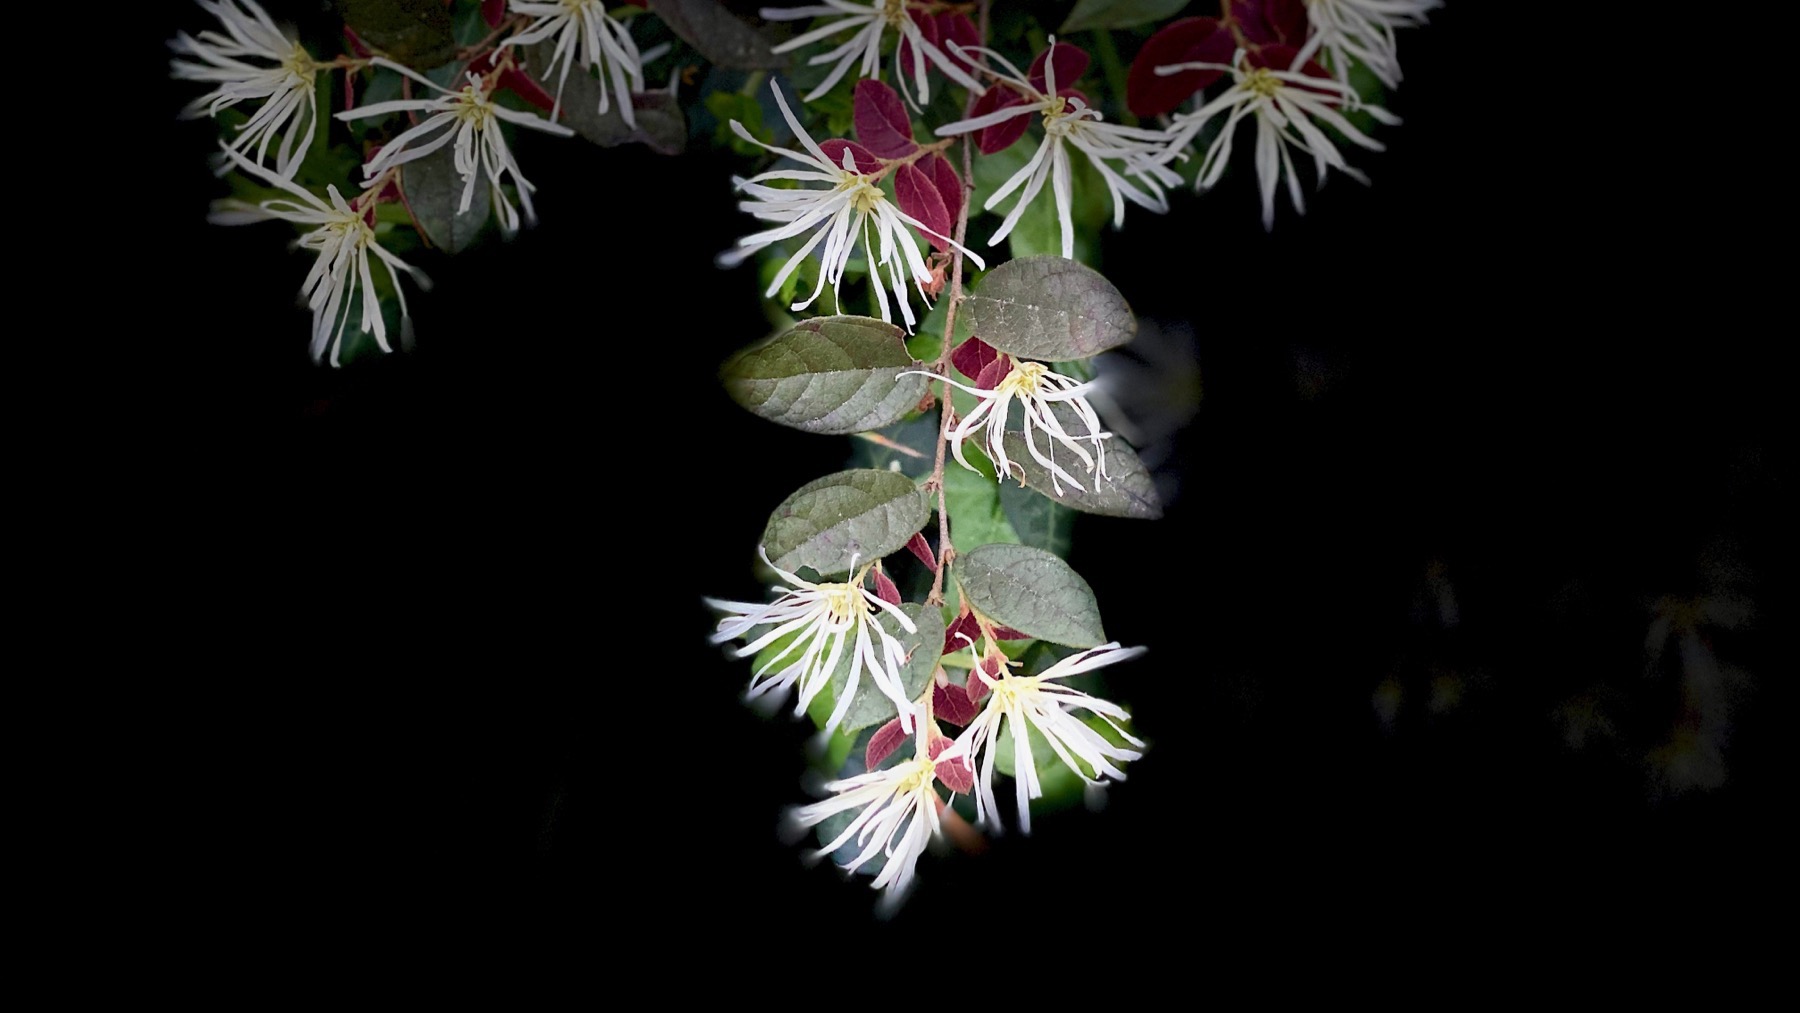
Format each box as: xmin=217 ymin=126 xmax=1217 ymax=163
xmin=1156 ymin=47 xmax=1398 ymax=230
xmin=335 ymin=59 xmax=575 ymax=235
xmin=903 ymin=358 xmax=1112 ymax=494
xmin=170 ymin=0 xmax=320 ymax=180
xmin=788 ymin=750 xmax=944 ymax=909
xmin=209 ymin=146 xmax=430 ymax=366
xmin=719 ymin=83 xmax=983 ymax=330
xmin=1299 ymin=0 xmax=1441 ymax=90
xmin=762 ymin=0 xmax=980 ymax=104
xmin=504 ymin=0 xmax=647 ymax=125
xmin=707 ymin=548 xmax=920 ymax=735
xmin=947 ymin=642 xmax=1144 ymax=834
xmin=935 ymin=38 xmax=1178 ymax=260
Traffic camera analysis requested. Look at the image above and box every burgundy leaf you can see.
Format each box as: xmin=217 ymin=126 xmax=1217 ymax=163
xmin=943 ymin=610 xmax=981 ymax=655
xmin=965 ymin=670 xmax=990 ymax=704
xmin=919 ymin=153 xmax=963 ymax=227
xmin=500 ymin=67 xmax=558 ymax=113
xmin=1059 ymin=86 xmax=1093 ymax=111
xmin=929 ymin=736 xmax=975 ymax=794
xmin=1127 ymin=17 xmax=1231 ymax=117
xmin=933 ymin=681 xmax=981 ymax=727
xmin=951 ymin=336 xmax=1001 ymax=385
xmin=936 ymin=12 xmax=980 ymax=70
xmin=1227 ymin=0 xmax=1280 ymax=44
xmin=1248 ymin=43 xmax=1332 ymax=88
xmin=866 ymin=718 xmax=908 ymax=769
xmin=968 ymin=87 xmax=1030 ymax=155
xmin=993 ymin=626 xmax=1029 ymax=641
xmin=973 ymin=357 xmax=1009 ymax=391
xmin=1028 ymin=42 xmax=1090 ymax=94
xmin=482 ymin=0 xmax=506 ymax=28
xmin=894 ymin=10 xmax=940 ymax=88
xmin=895 ymin=163 xmax=953 ymax=251
xmin=870 ymin=566 xmax=902 ymax=606
xmin=817 ymin=138 xmax=883 ymax=175
xmin=1264 ymin=0 xmax=1310 ymax=43
xmin=907 ymin=532 xmax=937 ymax=570
xmin=853 ymin=80 xmax=917 ymax=159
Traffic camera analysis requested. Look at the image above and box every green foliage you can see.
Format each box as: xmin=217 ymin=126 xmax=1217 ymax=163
xmin=964 ymin=257 xmax=1137 ymax=361
xmin=526 ymin=41 xmax=688 ymax=154
xmin=762 ymin=470 xmax=932 ymax=577
xmin=400 ymin=143 xmax=490 ymax=254
xmin=722 ymin=316 xmax=927 ymax=434
xmin=705 ymin=91 xmax=767 ymax=155
xmin=1060 ymin=0 xmax=1192 ymax=34
xmin=970 ymin=141 xmax=1107 ymax=262
xmin=1002 ymin=413 xmax=1163 ymax=519
xmin=956 ymin=544 xmax=1107 ymax=647
xmin=647 ymin=0 xmax=786 ymax=70
xmin=999 ymin=480 xmax=1076 ymax=556
xmin=943 ymin=448 xmax=1023 ymax=552
xmin=336 ymin=0 xmax=457 ymax=69
xmin=799 ymin=603 xmax=947 ymax=735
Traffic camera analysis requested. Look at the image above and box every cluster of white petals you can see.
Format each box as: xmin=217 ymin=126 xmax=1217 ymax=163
xmin=904 ymin=358 xmax=1112 ymax=494
xmin=788 ymin=752 xmax=943 ymax=909
xmin=1156 ymin=47 xmax=1398 ymax=230
xmin=945 ymin=642 xmax=1145 ymax=834
xmin=935 ymin=40 xmax=1179 ymax=260
xmin=171 ymin=0 xmax=320 ymax=180
xmin=208 ymin=147 xmax=429 ymax=366
xmin=336 ymin=59 xmax=575 ymax=235
xmin=1300 ymin=0 xmax=1442 ymax=89
xmin=720 ymin=84 xmax=983 ymax=329
xmin=504 ymin=0 xmax=648 ymax=124
xmin=762 ymin=0 xmax=981 ymax=105
xmin=707 ymin=549 xmax=921 ymax=735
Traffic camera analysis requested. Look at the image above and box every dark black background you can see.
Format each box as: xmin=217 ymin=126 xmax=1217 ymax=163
xmin=140 ymin=2 xmax=1778 ymax=954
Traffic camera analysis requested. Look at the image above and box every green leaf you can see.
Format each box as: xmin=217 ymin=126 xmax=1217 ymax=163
xmin=803 ymin=603 xmax=946 ymax=734
xmin=971 ymin=142 xmax=1105 ymax=263
xmin=704 ymin=91 xmax=767 ymax=156
xmin=964 ymin=257 xmax=1136 ymax=362
xmin=399 ymin=141 xmax=490 ymax=254
xmin=955 ymin=544 xmax=1106 ymax=647
xmin=336 ymin=0 xmax=457 ymax=69
xmin=1001 ymin=414 xmax=1163 ymax=519
xmin=999 ymin=480 xmax=1075 ymax=556
xmin=722 ymin=316 xmax=927 ymax=435
xmin=1060 ymin=0 xmax=1191 ymax=34
xmin=647 ymin=0 xmax=785 ymax=69
xmin=530 ymin=42 xmax=687 ymax=154
xmin=943 ymin=447 xmax=1022 ymax=551
xmin=763 ymin=470 xmax=931 ymax=577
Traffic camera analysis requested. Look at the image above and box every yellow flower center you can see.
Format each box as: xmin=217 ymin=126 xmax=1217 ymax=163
xmin=995 ymin=360 xmax=1047 ymax=399
xmin=892 ymin=756 xmax=937 ymax=793
xmin=283 ymin=44 xmax=318 ymax=82
xmin=838 ymin=176 xmax=886 ymax=214
xmin=882 ymin=0 xmax=909 ymax=28
xmin=455 ymin=86 xmax=497 ymax=128
xmin=817 ymin=581 xmax=865 ymax=625
xmin=1243 ymin=67 xmax=1283 ymax=98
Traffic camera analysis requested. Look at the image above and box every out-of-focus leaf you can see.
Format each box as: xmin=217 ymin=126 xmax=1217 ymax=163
xmin=336 ymin=0 xmax=456 ymax=69
xmin=722 ymin=316 xmax=926 ymax=434
xmin=1027 ymin=40 xmax=1090 ymax=92
xmin=964 ymin=257 xmax=1135 ymax=361
xmin=529 ymin=41 xmax=686 ymax=153
xmin=1127 ymin=16 xmax=1231 ymax=117
xmin=1060 ymin=0 xmax=1191 ymax=33
xmin=399 ymin=141 xmax=489 ymax=254
xmin=999 ymin=480 xmax=1077 ymax=554
xmin=648 ymin=0 xmax=785 ymax=69
xmin=956 ymin=544 xmax=1106 ymax=648
xmin=967 ymin=86 xmax=1031 ymax=155
xmin=763 ymin=470 xmax=932 ymax=577
xmin=943 ymin=447 xmax=1022 ymax=552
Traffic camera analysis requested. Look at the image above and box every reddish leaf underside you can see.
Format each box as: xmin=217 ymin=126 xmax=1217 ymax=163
xmin=968 ymin=87 xmax=1030 ymax=155
xmin=973 ymin=357 xmax=1010 ymax=391
xmin=951 ymin=336 xmax=1001 ymax=386
xmin=1229 ymin=0 xmax=1309 ymax=46
xmin=817 ymin=138 xmax=883 ymax=175
xmin=1127 ymin=17 xmax=1231 ymax=117
xmin=920 ymin=153 xmax=963 ymax=227
xmin=895 ymin=162 xmax=953 ymax=251
xmin=906 ymin=532 xmax=937 ymax=570
xmin=853 ymin=79 xmax=917 ymax=159
xmin=894 ymin=10 xmax=939 ymax=87
xmin=933 ymin=681 xmax=981 ymax=727
xmin=1028 ymin=41 xmax=1090 ymax=94
xmin=937 ymin=12 xmax=980 ymax=70
xmin=866 ymin=718 xmax=908 ymax=768
xmin=482 ymin=0 xmax=506 ymax=29
xmin=870 ymin=567 xmax=902 ymax=606
xmin=929 ymin=736 xmax=975 ymax=793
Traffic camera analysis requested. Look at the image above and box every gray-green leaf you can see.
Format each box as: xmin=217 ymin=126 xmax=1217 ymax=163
xmin=722 ymin=316 xmax=927 ymax=434
xmin=999 ymin=480 xmax=1075 ymax=555
xmin=400 ymin=142 xmax=489 ymax=254
xmin=1060 ymin=0 xmax=1191 ymax=34
xmin=525 ymin=42 xmax=687 ymax=154
xmin=827 ymin=603 xmax=945 ymax=733
xmin=1002 ymin=428 xmax=1163 ymax=519
xmin=955 ymin=544 xmax=1106 ymax=648
xmin=763 ymin=470 xmax=931 ymax=577
xmin=964 ymin=256 xmax=1135 ymax=362
xmin=336 ymin=0 xmax=456 ymax=69
xmin=648 ymin=0 xmax=786 ymax=69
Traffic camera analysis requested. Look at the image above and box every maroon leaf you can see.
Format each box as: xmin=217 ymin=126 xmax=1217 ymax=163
xmin=866 ymin=718 xmax=908 ymax=769
xmin=937 ymin=12 xmax=980 ymax=70
xmin=853 ymin=80 xmax=917 ymax=159
xmin=817 ymin=138 xmax=882 ymax=175
xmin=1029 ymin=42 xmax=1090 ymax=94
xmin=933 ymin=681 xmax=981 ymax=727
xmin=482 ymin=0 xmax=507 ymax=28
xmin=967 ymin=87 xmax=1030 ymax=155
xmin=1127 ymin=17 xmax=1231 ymax=117
xmin=973 ymin=357 xmax=1009 ymax=391
xmin=895 ymin=163 xmax=952 ymax=251
xmin=907 ymin=532 xmax=937 ymax=571
xmin=993 ymin=626 xmax=1029 ymax=641
xmin=919 ymin=153 xmax=963 ymax=227
xmin=965 ymin=669 xmax=991 ymax=704
xmin=1247 ymin=43 xmax=1332 ymax=86
xmin=928 ymin=736 xmax=975 ymax=794
xmin=870 ymin=566 xmax=902 ymax=606
xmin=1264 ymin=0 xmax=1310 ymax=43
xmin=894 ymin=10 xmax=940 ymax=89
xmin=951 ymin=336 xmax=1001 ymax=386
xmin=943 ymin=610 xmax=981 ymax=655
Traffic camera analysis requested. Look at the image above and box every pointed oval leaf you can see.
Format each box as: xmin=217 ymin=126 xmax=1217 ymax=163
xmin=894 ymin=163 xmax=953 ymax=251
xmin=829 ymin=603 xmax=946 ymax=733
xmin=1127 ymin=17 xmax=1230 ymax=117
xmin=647 ymin=0 xmax=785 ymax=69
xmin=933 ymin=681 xmax=981 ymax=727
xmin=870 ymin=566 xmax=902 ymax=606
xmin=853 ymin=80 xmax=917 ymax=158
xmin=893 ymin=9 xmax=940 ymax=89
xmin=964 ymin=256 xmax=1136 ymax=361
xmin=937 ymin=11 xmax=981 ymax=70
xmin=336 ymin=0 xmax=456 ymax=69
xmin=763 ymin=470 xmax=932 ymax=577
xmin=722 ymin=316 xmax=928 ymax=434
xmin=1028 ymin=41 xmax=1091 ymax=94
xmin=482 ymin=0 xmax=507 ymax=28
xmin=920 ymin=153 xmax=964 ymax=227
xmin=866 ymin=717 xmax=909 ymax=768
xmin=400 ymin=142 xmax=490 ymax=254
xmin=818 ymin=138 xmax=883 ymax=175
xmin=1001 ymin=429 xmax=1164 ymax=518
xmin=968 ymin=87 xmax=1031 ymax=155
xmin=1061 ymin=0 xmax=1192 ymax=33
xmin=955 ymin=544 xmax=1106 ymax=648
xmin=950 ymin=336 xmax=1001 ymax=386
xmin=929 ymin=735 xmax=975 ymax=793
